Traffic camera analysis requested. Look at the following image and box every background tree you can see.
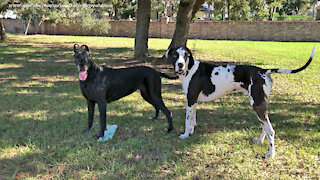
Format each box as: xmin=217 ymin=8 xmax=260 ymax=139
xmin=266 ymin=0 xmax=284 ymax=20
xmin=134 ymin=0 xmax=151 ymax=58
xmin=10 ymin=0 xmax=111 ymax=35
xmin=168 ymin=0 xmax=205 ymax=49
xmin=16 ymin=0 xmax=43 ymax=35
xmin=229 ymin=0 xmax=250 ymax=20
xmin=281 ymin=0 xmax=310 ymax=15
xmin=208 ymin=0 xmax=226 ymax=20
xmin=45 ymin=0 xmax=110 ymax=35
xmin=0 ymin=0 xmax=11 ymax=41
xmin=249 ymin=0 xmax=267 ymax=19
xmin=110 ymin=0 xmax=131 ymax=20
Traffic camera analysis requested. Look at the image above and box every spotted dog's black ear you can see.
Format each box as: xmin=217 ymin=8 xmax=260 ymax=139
xmin=81 ymin=45 xmax=90 ymax=52
xmin=74 ymin=44 xmax=80 ymax=53
xmin=184 ymin=46 xmax=194 ymax=70
xmin=165 ymin=48 xmax=177 ymax=65
xmin=184 ymin=46 xmax=194 ymax=60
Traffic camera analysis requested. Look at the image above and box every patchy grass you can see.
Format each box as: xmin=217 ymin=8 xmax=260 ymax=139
xmin=0 ymin=34 xmax=319 ymax=179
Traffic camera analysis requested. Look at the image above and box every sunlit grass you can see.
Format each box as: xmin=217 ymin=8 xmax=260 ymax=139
xmin=0 ymin=34 xmax=319 ymax=179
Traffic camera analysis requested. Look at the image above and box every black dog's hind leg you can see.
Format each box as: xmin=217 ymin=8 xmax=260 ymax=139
xmin=97 ymin=102 xmax=107 ymax=138
xmin=154 ymin=109 xmax=160 ymax=120
xmin=83 ymin=99 xmax=95 ymax=134
xmin=144 ymin=75 xmax=173 ymax=132
xmin=150 ymin=94 xmax=173 ymax=133
xmin=140 ymin=90 xmax=160 ymax=120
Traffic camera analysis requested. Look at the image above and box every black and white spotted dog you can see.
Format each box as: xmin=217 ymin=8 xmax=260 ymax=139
xmin=166 ymin=46 xmax=316 ymax=158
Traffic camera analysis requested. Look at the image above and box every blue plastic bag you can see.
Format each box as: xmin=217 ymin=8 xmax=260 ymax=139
xmin=97 ymin=125 xmax=117 ymax=142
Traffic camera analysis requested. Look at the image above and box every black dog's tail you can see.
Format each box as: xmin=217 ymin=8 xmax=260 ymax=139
xmin=159 ymin=72 xmax=179 ymax=80
xmin=266 ymin=45 xmax=317 ymax=75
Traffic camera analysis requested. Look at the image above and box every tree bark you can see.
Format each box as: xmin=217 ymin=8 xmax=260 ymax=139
xmin=168 ymin=0 xmax=204 ymax=49
xmin=269 ymin=8 xmax=272 ymax=20
xmin=25 ymin=16 xmax=32 ymax=35
xmin=0 ymin=18 xmax=7 ymax=41
xmin=227 ymin=1 xmax=230 ymax=18
xmin=269 ymin=6 xmax=277 ymax=21
xmin=113 ymin=3 xmax=120 ymax=20
xmin=192 ymin=0 xmax=205 ymax=19
xmin=35 ymin=14 xmax=45 ymax=34
xmin=134 ymin=0 xmax=151 ymax=58
xmin=222 ymin=0 xmax=226 ymax=21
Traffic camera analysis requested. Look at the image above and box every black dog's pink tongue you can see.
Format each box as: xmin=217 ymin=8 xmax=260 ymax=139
xmin=79 ymin=71 xmax=87 ymax=81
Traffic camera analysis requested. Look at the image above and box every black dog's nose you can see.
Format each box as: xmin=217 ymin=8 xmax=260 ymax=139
xmin=178 ymin=63 xmax=183 ymax=68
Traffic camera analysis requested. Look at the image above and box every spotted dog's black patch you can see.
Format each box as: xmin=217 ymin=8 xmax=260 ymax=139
xmin=250 ymin=78 xmax=267 ymax=107
xmin=215 ymin=72 xmax=219 ymax=75
xmin=186 ymin=62 xmax=217 ymax=106
xmin=203 ymin=84 xmax=216 ymax=96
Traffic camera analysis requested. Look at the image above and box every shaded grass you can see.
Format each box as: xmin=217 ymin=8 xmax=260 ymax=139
xmin=0 ymin=34 xmax=319 ymax=179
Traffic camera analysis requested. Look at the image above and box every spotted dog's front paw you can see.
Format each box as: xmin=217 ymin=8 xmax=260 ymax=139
xmin=179 ymin=133 xmax=190 ymax=139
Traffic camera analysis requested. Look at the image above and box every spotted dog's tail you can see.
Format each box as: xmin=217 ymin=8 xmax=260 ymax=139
xmin=159 ymin=72 xmax=179 ymax=80
xmin=266 ymin=45 xmax=317 ymax=75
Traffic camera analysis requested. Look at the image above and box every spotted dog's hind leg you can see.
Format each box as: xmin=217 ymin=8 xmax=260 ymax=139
xmin=254 ymin=125 xmax=266 ymax=143
xmin=253 ymin=103 xmax=275 ymax=158
xmin=249 ymin=76 xmax=275 ymax=158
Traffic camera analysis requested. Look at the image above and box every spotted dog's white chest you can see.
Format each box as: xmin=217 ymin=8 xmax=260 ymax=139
xmin=197 ymin=65 xmax=244 ymax=102
xmin=181 ymin=61 xmax=200 ymax=95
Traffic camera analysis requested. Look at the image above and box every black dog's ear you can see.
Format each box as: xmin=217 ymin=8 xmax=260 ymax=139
xmin=81 ymin=45 xmax=89 ymax=52
xmin=74 ymin=44 xmax=80 ymax=53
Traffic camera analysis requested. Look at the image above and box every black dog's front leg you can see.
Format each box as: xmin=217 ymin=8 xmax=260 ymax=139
xmin=97 ymin=102 xmax=107 ymax=138
xmin=82 ymin=99 xmax=95 ymax=134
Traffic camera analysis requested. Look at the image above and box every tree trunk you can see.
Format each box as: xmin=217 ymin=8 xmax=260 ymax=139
xmin=192 ymin=0 xmax=205 ymax=19
xmin=269 ymin=6 xmax=277 ymax=21
xmin=207 ymin=3 xmax=211 ymax=19
xmin=25 ymin=16 xmax=32 ymax=35
xmin=227 ymin=2 xmax=230 ymax=19
xmin=168 ymin=1 xmax=195 ymax=49
xmin=134 ymin=0 xmax=151 ymax=58
xmin=269 ymin=8 xmax=273 ymax=20
xmin=272 ymin=7 xmax=277 ymax=20
xmin=0 ymin=18 xmax=7 ymax=41
xmin=35 ymin=14 xmax=45 ymax=34
xmin=113 ymin=3 xmax=120 ymax=20
xmin=222 ymin=0 xmax=226 ymax=21
xmin=167 ymin=0 xmax=204 ymax=49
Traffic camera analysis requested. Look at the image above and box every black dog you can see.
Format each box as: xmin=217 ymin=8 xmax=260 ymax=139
xmin=73 ymin=44 xmax=177 ymax=139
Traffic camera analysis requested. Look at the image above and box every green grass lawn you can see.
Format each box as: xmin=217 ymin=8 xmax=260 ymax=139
xmin=0 ymin=34 xmax=319 ymax=179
